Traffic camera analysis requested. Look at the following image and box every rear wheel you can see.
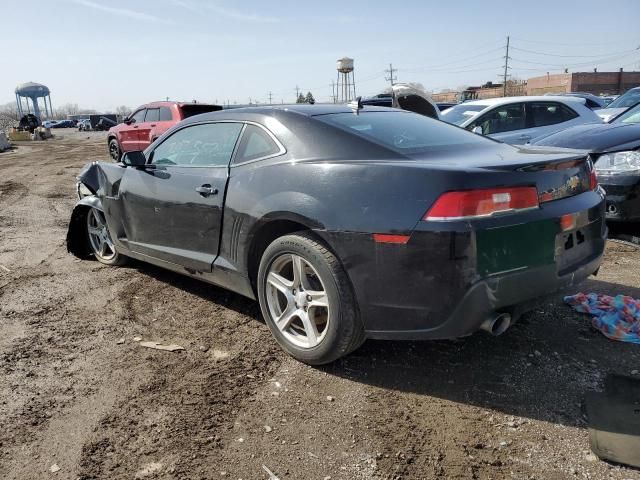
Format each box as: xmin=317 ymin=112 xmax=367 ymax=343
xmin=257 ymin=233 xmax=364 ymax=365
xmin=86 ymin=207 xmax=126 ymax=266
xmin=108 ymin=138 xmax=121 ymax=162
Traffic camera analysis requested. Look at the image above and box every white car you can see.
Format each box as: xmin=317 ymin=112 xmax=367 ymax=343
xmin=594 ymin=86 xmax=640 ymax=122
xmin=440 ymin=96 xmax=602 ymax=144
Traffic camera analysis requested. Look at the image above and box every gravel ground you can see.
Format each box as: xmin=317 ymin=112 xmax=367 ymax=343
xmin=1 ymin=131 xmax=639 ymax=480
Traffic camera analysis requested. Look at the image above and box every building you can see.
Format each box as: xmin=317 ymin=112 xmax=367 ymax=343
xmin=526 ymin=69 xmax=640 ymax=96
xmin=432 ymin=80 xmax=525 ymax=103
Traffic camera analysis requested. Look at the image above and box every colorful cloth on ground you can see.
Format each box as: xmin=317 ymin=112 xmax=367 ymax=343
xmin=565 ymin=293 xmax=640 ymax=344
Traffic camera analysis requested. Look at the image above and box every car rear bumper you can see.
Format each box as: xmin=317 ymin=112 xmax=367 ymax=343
xmin=319 ymin=190 xmax=607 ymax=340
xmin=599 ymin=174 xmax=640 ymax=222
xmin=365 ymin=243 xmax=604 ymax=340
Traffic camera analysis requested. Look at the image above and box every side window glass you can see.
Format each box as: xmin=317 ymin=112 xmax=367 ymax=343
xmin=130 ymin=109 xmax=146 ymax=124
xmin=159 ymin=107 xmax=173 ymax=121
xmin=150 ymin=123 xmax=243 ymax=167
xmin=469 ymin=104 xmax=525 ymax=134
xmin=529 ymin=102 xmax=577 ymax=127
xmin=145 ymin=108 xmax=160 ymax=122
xmin=234 ymin=125 xmax=281 ymax=164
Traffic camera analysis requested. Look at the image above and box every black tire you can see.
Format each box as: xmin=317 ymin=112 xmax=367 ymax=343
xmin=108 ymin=138 xmax=121 ymax=162
xmin=85 ymin=207 xmax=127 ymax=266
xmin=257 ymin=232 xmax=365 ymax=365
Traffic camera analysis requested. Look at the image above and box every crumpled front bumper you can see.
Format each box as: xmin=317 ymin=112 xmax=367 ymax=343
xmin=599 ymin=174 xmax=640 ymax=222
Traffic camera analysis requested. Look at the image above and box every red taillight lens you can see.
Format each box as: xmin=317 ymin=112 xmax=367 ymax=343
xmin=424 ymin=187 xmax=539 ymax=221
xmin=589 ymin=169 xmax=598 ymax=190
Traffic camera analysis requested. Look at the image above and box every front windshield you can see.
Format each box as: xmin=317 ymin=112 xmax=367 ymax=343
xmin=607 ymin=89 xmax=640 ymax=109
xmin=440 ymin=104 xmax=487 ymax=125
xmin=613 ymin=103 xmax=640 ymax=124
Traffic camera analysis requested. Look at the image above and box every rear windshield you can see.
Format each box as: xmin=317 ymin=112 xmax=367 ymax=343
xmin=180 ymin=104 xmax=222 ymax=119
xmin=315 ymin=110 xmax=489 ymax=154
xmin=440 ymin=104 xmax=487 ymax=125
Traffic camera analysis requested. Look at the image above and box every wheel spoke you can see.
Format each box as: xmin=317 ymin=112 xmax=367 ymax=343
xmin=91 ymin=209 xmax=104 ymax=228
xmin=300 ymin=312 xmax=319 ymax=347
xmin=87 ymin=226 xmax=102 ymax=236
xmin=275 ymin=305 xmax=298 ymax=331
xmin=267 ymin=271 xmax=293 ymax=294
xmin=99 ymin=239 xmax=107 ymax=257
xmin=291 ymin=255 xmax=307 ymax=289
xmin=307 ymin=289 xmax=328 ymax=309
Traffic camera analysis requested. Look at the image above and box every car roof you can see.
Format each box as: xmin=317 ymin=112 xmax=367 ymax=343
xmin=142 ymin=101 xmax=221 ymax=108
xmin=458 ymin=95 xmax=586 ymax=107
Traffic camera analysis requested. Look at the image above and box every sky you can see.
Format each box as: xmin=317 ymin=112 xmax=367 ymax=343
xmin=1 ymin=0 xmax=639 ymax=112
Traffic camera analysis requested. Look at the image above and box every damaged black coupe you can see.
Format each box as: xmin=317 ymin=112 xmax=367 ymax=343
xmin=67 ymin=105 xmax=607 ymax=364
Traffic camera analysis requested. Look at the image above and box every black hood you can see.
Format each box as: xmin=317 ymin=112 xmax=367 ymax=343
xmin=532 ymin=122 xmax=640 ymax=153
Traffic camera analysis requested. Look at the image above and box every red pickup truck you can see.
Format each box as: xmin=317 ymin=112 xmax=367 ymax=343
xmin=107 ymin=101 xmax=222 ymax=161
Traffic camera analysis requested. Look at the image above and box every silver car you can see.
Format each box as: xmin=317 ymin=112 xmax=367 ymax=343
xmin=441 ymin=95 xmax=602 ymax=144
xmin=595 ymin=86 xmax=640 ymax=122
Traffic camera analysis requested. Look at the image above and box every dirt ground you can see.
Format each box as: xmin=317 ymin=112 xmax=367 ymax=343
xmin=1 ymin=131 xmax=640 ymax=480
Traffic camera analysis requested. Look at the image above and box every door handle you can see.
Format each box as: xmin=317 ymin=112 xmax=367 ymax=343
xmin=150 ymin=124 xmax=156 ymax=127
xmin=519 ymin=134 xmax=531 ymax=139
xmin=195 ymin=184 xmax=218 ymax=197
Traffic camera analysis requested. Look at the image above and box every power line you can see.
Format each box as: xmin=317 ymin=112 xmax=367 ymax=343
xmin=511 ymin=46 xmax=638 ymax=58
xmin=384 ymin=63 xmax=397 ymax=86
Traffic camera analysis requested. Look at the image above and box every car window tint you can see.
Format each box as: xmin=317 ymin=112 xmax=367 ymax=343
xmin=144 ymin=108 xmax=160 ymax=122
xmin=316 ymin=111 xmax=489 ymax=154
xmin=528 ymin=102 xmax=578 ymax=128
xmin=159 ymin=107 xmax=173 ymax=121
xmin=150 ymin=123 xmax=243 ymax=167
xmin=469 ymin=103 xmax=525 ymax=134
xmin=234 ymin=124 xmax=281 ymax=163
xmin=130 ymin=109 xmax=146 ymax=124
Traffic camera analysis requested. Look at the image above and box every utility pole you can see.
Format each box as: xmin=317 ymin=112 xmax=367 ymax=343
xmin=384 ymin=63 xmax=397 ymax=86
xmin=331 ymin=81 xmax=337 ymax=103
xmin=295 ymin=85 xmax=300 ymax=101
xmin=502 ymin=35 xmax=511 ymax=97
xmin=268 ymin=92 xmax=273 ymax=104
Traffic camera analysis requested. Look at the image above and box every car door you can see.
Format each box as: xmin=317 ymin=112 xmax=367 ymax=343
xmin=137 ymin=107 xmax=159 ymax=150
xmin=118 ymin=121 xmax=244 ymax=271
xmin=120 ymin=108 xmax=146 ymax=152
xmin=525 ymin=101 xmax=581 ymax=141
xmin=467 ymin=103 xmax=531 ymax=144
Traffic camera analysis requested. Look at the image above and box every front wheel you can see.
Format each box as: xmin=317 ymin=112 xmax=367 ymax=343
xmin=257 ymin=233 xmax=364 ymax=365
xmin=108 ymin=138 xmax=121 ymax=162
xmin=86 ymin=207 xmax=127 ymax=266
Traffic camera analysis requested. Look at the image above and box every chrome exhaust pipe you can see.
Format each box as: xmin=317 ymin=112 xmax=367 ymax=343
xmin=480 ymin=313 xmax=512 ymax=336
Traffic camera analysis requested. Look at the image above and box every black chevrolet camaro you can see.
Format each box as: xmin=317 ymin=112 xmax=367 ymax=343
xmin=533 ymin=103 xmax=640 ymax=222
xmin=67 ymin=104 xmax=607 ymax=364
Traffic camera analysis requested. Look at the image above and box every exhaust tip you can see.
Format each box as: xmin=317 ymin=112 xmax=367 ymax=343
xmin=480 ymin=313 xmax=512 ymax=336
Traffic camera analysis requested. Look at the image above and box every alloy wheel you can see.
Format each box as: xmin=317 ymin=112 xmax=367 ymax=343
xmin=265 ymin=253 xmax=330 ymax=349
xmin=86 ymin=208 xmax=117 ymax=261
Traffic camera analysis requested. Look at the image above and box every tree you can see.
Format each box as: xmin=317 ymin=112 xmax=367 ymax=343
xmin=115 ymin=105 xmax=132 ymax=117
xmin=304 ymin=91 xmax=315 ymax=104
xmin=296 ymin=93 xmax=306 ymax=104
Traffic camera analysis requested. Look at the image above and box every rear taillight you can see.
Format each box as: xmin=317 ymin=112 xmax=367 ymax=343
xmin=424 ymin=187 xmax=539 ymax=221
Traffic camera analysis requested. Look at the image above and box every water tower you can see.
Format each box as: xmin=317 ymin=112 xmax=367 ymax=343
xmin=15 ymin=82 xmax=53 ymax=120
xmin=336 ymin=57 xmax=356 ymax=103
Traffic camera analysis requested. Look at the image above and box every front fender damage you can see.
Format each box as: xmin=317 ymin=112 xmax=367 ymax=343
xmin=66 ymin=196 xmax=103 ymax=258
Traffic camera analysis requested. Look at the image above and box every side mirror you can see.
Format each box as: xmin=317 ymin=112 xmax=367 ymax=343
xmin=123 ymin=117 xmax=133 ymax=125
xmin=122 ymin=151 xmax=147 ymax=167
xmin=472 ymin=126 xmax=483 ymax=135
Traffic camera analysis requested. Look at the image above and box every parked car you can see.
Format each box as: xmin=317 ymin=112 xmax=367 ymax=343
xmin=78 ymin=119 xmax=92 ymax=131
xmin=595 ymin=87 xmax=640 ymax=122
xmin=42 ymin=120 xmax=58 ymax=128
xmin=546 ymin=92 xmax=607 ymax=109
xmin=68 ymin=105 xmax=606 ymax=364
xmin=440 ymin=96 xmax=602 ymax=144
xmin=532 ymin=102 xmax=640 ymax=222
xmin=51 ymin=120 xmax=75 ymax=128
xmin=107 ymin=101 xmax=222 ymax=161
